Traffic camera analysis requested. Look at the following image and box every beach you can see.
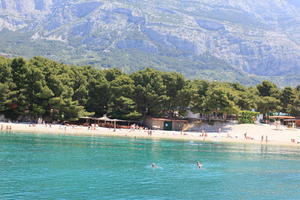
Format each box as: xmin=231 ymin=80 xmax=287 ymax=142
xmin=1 ymin=122 xmax=300 ymax=147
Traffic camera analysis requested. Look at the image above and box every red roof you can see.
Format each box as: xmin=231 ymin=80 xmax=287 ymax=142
xmin=269 ymin=116 xmax=295 ymax=119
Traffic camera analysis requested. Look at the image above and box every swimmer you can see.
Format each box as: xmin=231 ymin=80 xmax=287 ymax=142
xmin=151 ymin=163 xmax=158 ymax=168
xmin=197 ymin=161 xmax=203 ymax=168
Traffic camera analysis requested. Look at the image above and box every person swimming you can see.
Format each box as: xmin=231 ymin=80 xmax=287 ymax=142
xmin=197 ymin=161 xmax=203 ymax=168
xmin=151 ymin=163 xmax=158 ymax=168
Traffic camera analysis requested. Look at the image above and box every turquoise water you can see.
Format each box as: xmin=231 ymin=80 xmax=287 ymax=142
xmin=1 ymin=132 xmax=300 ymax=200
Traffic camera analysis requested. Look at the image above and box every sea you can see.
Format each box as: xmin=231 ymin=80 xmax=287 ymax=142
xmin=1 ymin=132 xmax=300 ymax=200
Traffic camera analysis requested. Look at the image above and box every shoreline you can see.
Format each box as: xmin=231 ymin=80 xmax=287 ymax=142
xmin=1 ymin=122 xmax=300 ymax=147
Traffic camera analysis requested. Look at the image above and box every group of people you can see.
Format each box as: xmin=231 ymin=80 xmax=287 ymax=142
xmin=0 ymin=124 xmax=12 ymax=131
xmin=200 ymin=130 xmax=208 ymax=137
xmin=87 ymin=124 xmax=97 ymax=130
xmin=261 ymin=135 xmax=268 ymax=143
xmin=151 ymin=161 xmax=203 ymax=169
xmin=130 ymin=124 xmax=141 ymax=131
xmin=244 ymin=132 xmax=254 ymax=140
xmin=147 ymin=129 xmax=153 ymax=136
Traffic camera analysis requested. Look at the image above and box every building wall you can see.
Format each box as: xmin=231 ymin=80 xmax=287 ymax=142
xmin=145 ymin=118 xmax=164 ymax=130
xmin=172 ymin=121 xmax=185 ymax=131
xmin=296 ymin=120 xmax=300 ymax=127
xmin=145 ymin=117 xmax=186 ymax=131
xmin=152 ymin=120 xmax=164 ymax=130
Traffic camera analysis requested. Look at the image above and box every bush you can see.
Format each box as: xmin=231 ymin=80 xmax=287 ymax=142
xmin=238 ymin=111 xmax=259 ymax=124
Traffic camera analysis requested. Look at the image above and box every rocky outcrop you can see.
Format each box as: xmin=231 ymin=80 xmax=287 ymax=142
xmin=0 ymin=0 xmax=300 ymax=85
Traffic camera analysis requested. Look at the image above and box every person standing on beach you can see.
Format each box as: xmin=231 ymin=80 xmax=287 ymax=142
xmin=201 ymin=130 xmax=205 ymax=137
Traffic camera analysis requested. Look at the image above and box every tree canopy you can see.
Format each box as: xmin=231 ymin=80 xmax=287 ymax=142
xmin=0 ymin=56 xmax=299 ymax=122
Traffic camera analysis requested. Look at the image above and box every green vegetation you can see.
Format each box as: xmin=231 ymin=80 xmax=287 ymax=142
xmin=238 ymin=111 xmax=260 ymax=124
xmin=0 ymin=56 xmax=300 ymax=122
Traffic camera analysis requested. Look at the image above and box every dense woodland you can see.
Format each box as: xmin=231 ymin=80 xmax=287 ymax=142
xmin=0 ymin=56 xmax=300 ymax=122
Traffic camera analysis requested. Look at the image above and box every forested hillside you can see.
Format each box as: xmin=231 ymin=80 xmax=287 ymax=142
xmin=0 ymin=56 xmax=299 ymax=122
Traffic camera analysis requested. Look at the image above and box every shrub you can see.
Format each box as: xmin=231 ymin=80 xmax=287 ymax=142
xmin=238 ymin=110 xmax=259 ymax=124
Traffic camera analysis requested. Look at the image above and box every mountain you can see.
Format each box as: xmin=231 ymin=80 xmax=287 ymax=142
xmin=0 ymin=0 xmax=300 ymax=86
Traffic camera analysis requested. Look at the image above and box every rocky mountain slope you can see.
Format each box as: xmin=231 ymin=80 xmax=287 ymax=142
xmin=1 ymin=0 xmax=300 ymax=86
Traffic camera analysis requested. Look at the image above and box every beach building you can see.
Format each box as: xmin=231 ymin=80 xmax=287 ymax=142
xmin=79 ymin=116 xmax=136 ymax=129
xmin=268 ymin=116 xmax=297 ymax=128
xmin=295 ymin=119 xmax=300 ymax=127
xmin=145 ymin=117 xmax=187 ymax=131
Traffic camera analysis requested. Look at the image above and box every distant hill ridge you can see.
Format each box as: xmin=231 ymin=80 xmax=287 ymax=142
xmin=0 ymin=0 xmax=300 ymax=86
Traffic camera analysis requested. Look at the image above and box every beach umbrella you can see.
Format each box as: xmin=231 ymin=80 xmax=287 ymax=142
xmin=99 ymin=116 xmax=111 ymax=121
xmin=111 ymin=119 xmax=127 ymax=131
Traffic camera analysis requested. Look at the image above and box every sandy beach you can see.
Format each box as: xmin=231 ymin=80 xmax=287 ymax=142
xmin=1 ymin=122 xmax=300 ymax=147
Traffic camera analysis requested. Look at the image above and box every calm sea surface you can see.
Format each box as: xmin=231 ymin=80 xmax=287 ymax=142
xmin=1 ymin=132 xmax=300 ymax=200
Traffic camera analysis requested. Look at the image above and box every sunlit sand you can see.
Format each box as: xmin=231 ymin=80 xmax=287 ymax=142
xmin=1 ymin=122 xmax=300 ymax=147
